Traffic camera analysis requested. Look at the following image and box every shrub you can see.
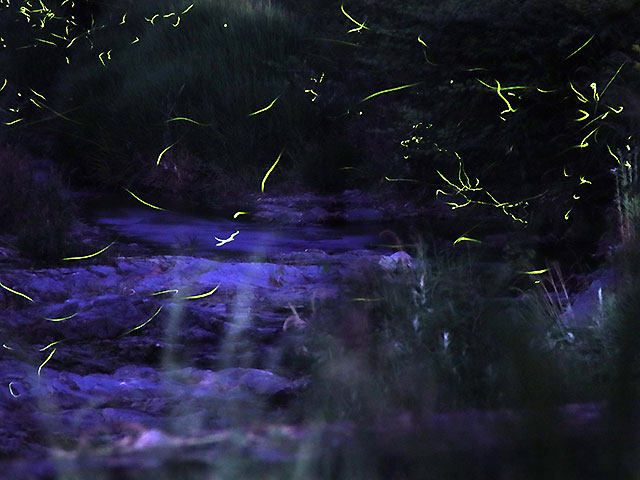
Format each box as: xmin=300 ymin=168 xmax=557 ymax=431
xmin=0 ymin=144 xmax=76 ymax=264
xmin=299 ymin=236 xmax=625 ymax=425
xmin=37 ymin=0 xmax=326 ymax=198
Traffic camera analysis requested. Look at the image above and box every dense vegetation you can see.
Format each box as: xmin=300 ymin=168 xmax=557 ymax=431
xmin=2 ymin=0 xmax=640 ymax=259
xmin=2 ymin=0 xmax=640 ymax=476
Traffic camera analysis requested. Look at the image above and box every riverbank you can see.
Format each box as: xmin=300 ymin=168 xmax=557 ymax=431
xmin=0 ymin=185 xmax=627 ymax=478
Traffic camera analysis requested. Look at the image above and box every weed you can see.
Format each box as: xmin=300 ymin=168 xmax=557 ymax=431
xmin=173 ymin=233 xmax=201 ymax=255
xmin=614 ymin=144 xmax=640 ymax=246
xmin=300 ymin=232 xmax=629 ymax=429
xmin=0 ymin=144 xmax=77 ymax=264
xmin=45 ymin=0 xmax=317 ymax=198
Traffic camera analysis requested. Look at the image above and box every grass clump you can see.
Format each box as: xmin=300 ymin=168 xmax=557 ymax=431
xmin=0 ymin=144 xmax=76 ymax=264
xmin=300 ymin=236 xmax=625 ymax=426
xmin=40 ymin=0 xmax=336 ymax=200
xmin=285 ymin=235 xmax=640 ymax=477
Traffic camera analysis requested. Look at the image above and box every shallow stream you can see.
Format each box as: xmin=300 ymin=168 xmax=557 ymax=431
xmin=88 ymin=204 xmax=397 ymax=260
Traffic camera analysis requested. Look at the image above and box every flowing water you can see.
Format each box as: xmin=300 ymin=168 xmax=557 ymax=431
xmin=88 ymin=204 xmax=397 ymax=260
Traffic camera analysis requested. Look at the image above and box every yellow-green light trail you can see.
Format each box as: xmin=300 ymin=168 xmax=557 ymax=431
xmin=520 ymin=268 xmax=549 ymax=275
xmin=453 ymin=236 xmax=481 ymax=245
xmin=0 ymin=282 xmax=34 ymax=302
xmin=340 ymin=4 xmax=369 ymax=32
xmin=262 ymin=149 xmax=284 ymax=193
xmin=384 ymin=176 xmax=418 ymax=183
xmin=248 ymin=96 xmax=280 ymax=117
xmin=495 ymin=80 xmax=516 ymax=113
xmin=590 ymin=82 xmax=599 ymax=101
xmin=122 ymin=187 xmax=167 ymax=211
xmin=152 ymin=289 xmax=179 ymax=296
xmin=360 ymin=83 xmax=421 ymax=103
xmin=36 ymin=38 xmax=56 ymax=46
xmin=62 ymin=241 xmax=114 ymax=261
xmin=565 ymin=33 xmax=595 ymax=60
xmin=156 ymin=142 xmax=177 ymax=166
xmin=166 ymin=117 xmax=210 ymax=126
xmin=120 ymin=305 xmax=163 ymax=337
xmin=181 ymin=284 xmax=220 ymax=300
xmin=579 ymin=127 xmax=599 ymax=148
xmin=8 ymin=382 xmax=19 ymax=398
xmin=40 ymin=340 xmax=64 ymax=352
xmin=569 ymin=82 xmax=588 ymax=103
xmin=575 ymin=110 xmax=589 ymax=121
xmin=476 ymin=79 xmax=530 ymax=92
xmin=600 ymin=63 xmax=625 ymax=97
xmin=38 ymin=348 xmax=56 ymax=376
xmin=43 ymin=313 xmax=78 ymax=322
xmin=29 ymin=88 xmax=46 ymax=100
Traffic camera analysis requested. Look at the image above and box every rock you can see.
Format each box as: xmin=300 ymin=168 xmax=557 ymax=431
xmin=214 ymin=368 xmax=298 ymax=397
xmin=87 ymin=264 xmax=116 ymax=278
xmin=39 ymin=295 xmax=155 ymax=341
xmin=302 ymin=206 xmax=330 ymax=223
xmin=248 ymin=190 xmax=418 ymax=226
xmin=378 ymin=251 xmax=414 ymax=271
xmin=0 ymin=244 xmax=18 ymax=260
xmin=343 ymin=207 xmax=384 ymax=222
xmin=253 ymin=204 xmax=304 ymax=224
xmin=0 ymin=202 xmax=406 ymax=476
xmin=130 ymin=428 xmax=175 ymax=449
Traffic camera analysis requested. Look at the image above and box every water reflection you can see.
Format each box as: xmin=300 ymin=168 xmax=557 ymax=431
xmin=91 ymin=206 xmax=389 ymax=258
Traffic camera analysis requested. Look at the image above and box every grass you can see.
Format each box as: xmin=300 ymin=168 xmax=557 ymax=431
xmin=614 ymin=145 xmax=640 ymax=246
xmin=2 ymin=0 xmax=640 ymax=476
xmin=293 ymin=227 xmax=634 ymax=416
xmin=0 ymin=144 xmax=78 ymax=264
xmin=293 ymin=146 xmax=640 ymax=465
xmin=1 ymin=0 xmax=341 ymax=200
xmin=271 ymin=230 xmax=640 ymax=478
xmin=4 ymin=0 xmax=639 ymax=218
xmin=28 ymin=0 xmax=354 ymax=201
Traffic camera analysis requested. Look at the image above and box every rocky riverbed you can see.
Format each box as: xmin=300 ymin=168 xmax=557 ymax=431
xmin=0 ymin=189 xmax=428 ymax=478
xmin=0 ymin=189 xmax=619 ymax=479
